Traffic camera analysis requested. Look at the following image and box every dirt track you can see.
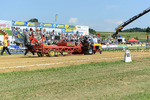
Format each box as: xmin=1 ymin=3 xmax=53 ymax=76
xmin=0 ymin=51 xmax=150 ymax=73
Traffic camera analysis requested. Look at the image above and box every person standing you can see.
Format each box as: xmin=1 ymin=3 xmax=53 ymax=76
xmin=93 ymin=35 xmax=98 ymax=43
xmin=1 ymin=37 xmax=11 ymax=55
xmin=0 ymin=41 xmax=2 ymax=45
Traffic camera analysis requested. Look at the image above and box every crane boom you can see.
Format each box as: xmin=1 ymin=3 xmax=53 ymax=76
xmin=112 ymin=7 xmax=150 ymax=38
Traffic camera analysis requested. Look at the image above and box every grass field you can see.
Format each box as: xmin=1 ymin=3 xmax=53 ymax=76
xmin=98 ymin=32 xmax=147 ymax=41
xmin=0 ymin=58 xmax=150 ymax=100
xmin=5 ymin=30 xmax=12 ymax=35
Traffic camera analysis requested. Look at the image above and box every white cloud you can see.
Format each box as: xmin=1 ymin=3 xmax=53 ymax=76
xmin=69 ymin=18 xmax=78 ymax=24
xmin=105 ymin=19 xmax=123 ymax=25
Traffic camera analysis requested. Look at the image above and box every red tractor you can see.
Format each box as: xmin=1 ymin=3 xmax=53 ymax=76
xmin=24 ymin=30 xmax=101 ymax=57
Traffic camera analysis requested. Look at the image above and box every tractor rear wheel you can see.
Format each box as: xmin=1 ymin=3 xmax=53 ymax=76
xmin=48 ymin=49 xmax=56 ymax=57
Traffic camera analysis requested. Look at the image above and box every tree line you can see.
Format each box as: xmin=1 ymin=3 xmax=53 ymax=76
xmin=122 ymin=27 xmax=150 ymax=33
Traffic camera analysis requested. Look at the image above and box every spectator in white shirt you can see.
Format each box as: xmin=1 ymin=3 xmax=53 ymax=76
xmin=93 ymin=36 xmax=98 ymax=43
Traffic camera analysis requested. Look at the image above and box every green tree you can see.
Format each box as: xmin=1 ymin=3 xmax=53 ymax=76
xmin=89 ymin=28 xmax=96 ymax=35
xmin=146 ymin=27 xmax=150 ymax=43
xmin=28 ymin=18 xmax=38 ymax=22
xmin=122 ymin=27 xmax=146 ymax=32
xmin=146 ymin=27 xmax=150 ymax=33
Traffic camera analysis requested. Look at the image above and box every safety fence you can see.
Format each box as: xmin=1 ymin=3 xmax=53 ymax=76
xmin=0 ymin=46 xmax=26 ymax=53
xmin=101 ymin=44 xmax=150 ymax=51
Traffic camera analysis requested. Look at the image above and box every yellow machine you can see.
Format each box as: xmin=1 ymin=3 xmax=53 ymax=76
xmin=93 ymin=43 xmax=101 ymax=50
xmin=112 ymin=7 xmax=150 ymax=39
xmin=93 ymin=43 xmax=102 ymax=54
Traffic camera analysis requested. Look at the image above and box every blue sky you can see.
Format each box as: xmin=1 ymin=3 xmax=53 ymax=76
xmin=1 ymin=0 xmax=150 ymax=32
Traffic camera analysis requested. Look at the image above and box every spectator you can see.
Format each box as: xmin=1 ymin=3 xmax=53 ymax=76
xmin=93 ymin=35 xmax=98 ymax=43
xmin=1 ymin=37 xmax=11 ymax=55
xmin=0 ymin=41 xmax=2 ymax=46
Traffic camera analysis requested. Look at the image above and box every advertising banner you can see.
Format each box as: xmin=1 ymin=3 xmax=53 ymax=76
xmin=56 ymin=24 xmax=65 ymax=29
xmin=65 ymin=25 xmax=76 ymax=29
xmin=12 ymin=20 xmax=89 ymax=35
xmin=12 ymin=29 xmax=24 ymax=46
xmin=62 ymin=29 xmax=74 ymax=33
xmin=40 ymin=23 xmax=53 ymax=28
xmin=0 ymin=20 xmax=12 ymax=30
xmin=76 ymin=25 xmax=89 ymax=35
xmin=12 ymin=21 xmax=26 ymax=26
xmin=12 ymin=21 xmax=77 ymax=30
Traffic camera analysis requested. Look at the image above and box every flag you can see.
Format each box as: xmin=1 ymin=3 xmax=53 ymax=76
xmin=55 ymin=14 xmax=58 ymax=22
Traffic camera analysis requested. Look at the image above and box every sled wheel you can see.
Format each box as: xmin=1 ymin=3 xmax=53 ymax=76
xmin=48 ymin=49 xmax=56 ymax=57
xmin=37 ymin=52 xmax=44 ymax=57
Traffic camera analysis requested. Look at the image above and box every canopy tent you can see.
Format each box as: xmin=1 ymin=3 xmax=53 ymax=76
xmin=127 ymin=38 xmax=140 ymax=42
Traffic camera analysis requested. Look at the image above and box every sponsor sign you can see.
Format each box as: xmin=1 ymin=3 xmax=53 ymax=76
xmin=0 ymin=20 xmax=11 ymax=30
xmin=62 ymin=29 xmax=74 ymax=33
xmin=56 ymin=24 xmax=65 ymax=29
xmin=65 ymin=25 xmax=76 ymax=29
xmin=12 ymin=21 xmax=26 ymax=26
xmin=27 ymin=22 xmax=35 ymax=27
xmin=12 ymin=21 xmax=77 ymax=29
xmin=42 ymin=23 xmax=53 ymax=28
xmin=12 ymin=29 xmax=24 ymax=45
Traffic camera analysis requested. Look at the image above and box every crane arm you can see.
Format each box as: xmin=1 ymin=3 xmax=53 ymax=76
xmin=112 ymin=7 xmax=150 ymax=38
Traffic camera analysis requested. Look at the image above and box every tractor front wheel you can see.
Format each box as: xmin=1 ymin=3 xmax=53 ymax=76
xmin=84 ymin=47 xmax=93 ymax=55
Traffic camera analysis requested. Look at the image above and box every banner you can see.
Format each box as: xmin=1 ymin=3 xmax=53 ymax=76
xmin=56 ymin=24 xmax=65 ymax=29
xmin=12 ymin=21 xmax=26 ymax=26
xmin=12 ymin=29 xmax=24 ymax=46
xmin=41 ymin=23 xmax=53 ymax=28
xmin=27 ymin=22 xmax=35 ymax=27
xmin=12 ymin=21 xmax=77 ymax=29
xmin=62 ymin=29 xmax=74 ymax=33
xmin=0 ymin=20 xmax=12 ymax=30
xmin=65 ymin=25 xmax=76 ymax=29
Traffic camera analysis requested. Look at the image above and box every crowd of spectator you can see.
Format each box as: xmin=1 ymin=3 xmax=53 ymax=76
xmin=12 ymin=27 xmax=100 ymax=46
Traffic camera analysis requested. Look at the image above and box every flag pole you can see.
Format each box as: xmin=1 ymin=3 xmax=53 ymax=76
xmin=54 ymin=14 xmax=58 ymax=34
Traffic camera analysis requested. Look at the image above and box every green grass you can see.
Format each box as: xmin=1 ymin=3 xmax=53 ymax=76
xmin=5 ymin=30 xmax=12 ymax=35
xmin=144 ymin=57 xmax=150 ymax=59
xmin=0 ymin=59 xmax=150 ymax=100
xmin=97 ymin=32 xmax=147 ymax=41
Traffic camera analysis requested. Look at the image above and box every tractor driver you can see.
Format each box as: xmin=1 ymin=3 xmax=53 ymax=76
xmin=81 ymin=36 xmax=89 ymax=47
xmin=24 ymin=31 xmax=38 ymax=56
xmin=29 ymin=34 xmax=38 ymax=46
